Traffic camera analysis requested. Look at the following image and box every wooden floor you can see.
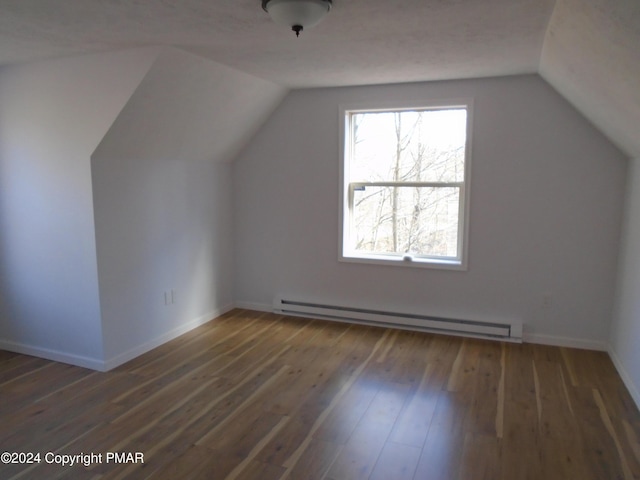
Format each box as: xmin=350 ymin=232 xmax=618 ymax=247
xmin=1 ymin=309 xmax=640 ymax=479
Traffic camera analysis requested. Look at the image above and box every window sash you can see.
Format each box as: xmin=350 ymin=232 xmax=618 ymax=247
xmin=339 ymin=100 xmax=472 ymax=270
xmin=346 ymin=182 xmax=466 ymax=261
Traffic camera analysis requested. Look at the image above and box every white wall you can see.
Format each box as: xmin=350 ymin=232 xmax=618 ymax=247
xmin=233 ymin=75 xmax=627 ymax=348
xmin=0 ymin=49 xmax=158 ymax=368
xmin=610 ymin=158 xmax=640 ymax=406
xmin=92 ymin=156 xmax=235 ymax=368
xmin=92 ymin=49 xmax=287 ymax=366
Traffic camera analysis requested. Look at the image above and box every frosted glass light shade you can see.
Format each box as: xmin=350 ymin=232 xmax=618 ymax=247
xmin=263 ymin=0 xmax=332 ymax=34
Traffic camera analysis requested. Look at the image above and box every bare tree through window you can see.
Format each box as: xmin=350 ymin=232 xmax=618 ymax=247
xmin=345 ymin=107 xmax=468 ymax=262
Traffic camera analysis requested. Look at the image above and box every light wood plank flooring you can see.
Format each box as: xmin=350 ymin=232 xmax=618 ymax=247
xmin=1 ymin=309 xmax=640 ymax=479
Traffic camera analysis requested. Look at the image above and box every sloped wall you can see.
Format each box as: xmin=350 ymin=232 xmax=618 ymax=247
xmin=233 ymin=75 xmax=627 ymax=348
xmin=92 ymin=48 xmax=288 ymax=366
xmin=0 ymin=48 xmax=159 ymax=368
xmin=540 ymin=0 xmax=640 ymax=158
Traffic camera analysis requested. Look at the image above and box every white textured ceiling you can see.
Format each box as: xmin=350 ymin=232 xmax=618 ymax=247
xmin=0 ymin=0 xmax=555 ymax=87
xmin=0 ymin=0 xmax=639 ymax=157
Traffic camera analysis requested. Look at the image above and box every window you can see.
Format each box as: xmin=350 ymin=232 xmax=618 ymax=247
xmin=340 ymin=101 xmax=472 ymax=269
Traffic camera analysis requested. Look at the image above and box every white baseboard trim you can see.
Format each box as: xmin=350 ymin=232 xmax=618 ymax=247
xmin=236 ymin=303 xmax=609 ymax=350
xmin=607 ymin=346 xmax=640 ymax=411
xmin=522 ymin=333 xmax=607 ymax=351
xmin=0 ymin=304 xmax=234 ymax=372
xmin=102 ymin=303 xmax=234 ymax=371
xmin=0 ymin=339 xmax=104 ymax=371
xmin=234 ymin=301 xmax=272 ymax=312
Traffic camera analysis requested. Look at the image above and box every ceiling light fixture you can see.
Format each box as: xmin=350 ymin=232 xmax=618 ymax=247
xmin=262 ymin=0 xmax=332 ymax=37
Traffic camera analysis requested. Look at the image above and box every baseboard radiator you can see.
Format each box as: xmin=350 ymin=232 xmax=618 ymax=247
xmin=274 ymin=297 xmax=522 ymax=342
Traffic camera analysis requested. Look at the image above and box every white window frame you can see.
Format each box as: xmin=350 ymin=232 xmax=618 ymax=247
xmin=339 ymin=99 xmax=473 ymax=270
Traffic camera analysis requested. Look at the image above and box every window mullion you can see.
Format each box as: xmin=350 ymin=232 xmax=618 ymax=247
xmin=350 ymin=181 xmax=464 ymax=189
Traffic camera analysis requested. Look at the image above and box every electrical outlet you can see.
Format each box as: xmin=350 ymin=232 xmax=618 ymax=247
xmin=542 ymin=294 xmax=553 ymax=309
xmin=171 ymin=289 xmax=176 ymax=304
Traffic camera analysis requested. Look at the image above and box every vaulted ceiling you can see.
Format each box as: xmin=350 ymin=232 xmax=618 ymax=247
xmin=0 ymin=0 xmax=638 ymax=157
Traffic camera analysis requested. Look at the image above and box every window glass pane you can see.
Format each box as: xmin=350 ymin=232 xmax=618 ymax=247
xmin=352 ymin=185 xmax=459 ymax=257
xmin=351 ymin=109 xmax=466 ymax=183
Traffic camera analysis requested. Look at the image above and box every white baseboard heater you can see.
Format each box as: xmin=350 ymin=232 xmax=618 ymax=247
xmin=274 ymin=296 xmax=522 ymax=343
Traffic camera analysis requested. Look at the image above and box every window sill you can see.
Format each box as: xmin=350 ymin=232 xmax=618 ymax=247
xmin=339 ymin=253 xmax=467 ymax=271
